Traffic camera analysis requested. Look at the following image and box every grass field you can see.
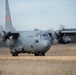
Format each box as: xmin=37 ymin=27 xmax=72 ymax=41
xmin=0 ymin=59 xmax=76 ymax=75
xmin=0 ymin=44 xmax=76 ymax=75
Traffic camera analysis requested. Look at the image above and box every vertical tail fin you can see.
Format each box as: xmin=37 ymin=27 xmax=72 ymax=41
xmin=5 ymin=0 xmax=12 ymax=32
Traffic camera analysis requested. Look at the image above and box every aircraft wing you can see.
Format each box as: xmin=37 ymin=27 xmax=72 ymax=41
xmin=55 ymin=28 xmax=76 ymax=44
xmin=48 ymin=28 xmax=76 ymax=44
xmin=60 ymin=29 xmax=76 ymax=36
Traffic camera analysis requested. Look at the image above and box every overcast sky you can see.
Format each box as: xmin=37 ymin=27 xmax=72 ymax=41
xmin=0 ymin=0 xmax=76 ymax=30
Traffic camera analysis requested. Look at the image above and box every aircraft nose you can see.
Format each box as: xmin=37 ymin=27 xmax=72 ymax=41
xmin=42 ymin=41 xmax=51 ymax=50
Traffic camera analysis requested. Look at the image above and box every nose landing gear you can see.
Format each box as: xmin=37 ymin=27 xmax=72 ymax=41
xmin=12 ymin=52 xmax=18 ymax=56
xmin=10 ymin=49 xmax=18 ymax=56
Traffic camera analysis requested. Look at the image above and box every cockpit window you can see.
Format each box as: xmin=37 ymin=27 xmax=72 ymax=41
xmin=35 ymin=33 xmax=49 ymax=40
xmin=35 ymin=33 xmax=42 ymax=39
xmin=43 ymin=34 xmax=47 ymax=37
xmin=35 ymin=33 xmax=40 ymax=37
xmin=42 ymin=34 xmax=48 ymax=40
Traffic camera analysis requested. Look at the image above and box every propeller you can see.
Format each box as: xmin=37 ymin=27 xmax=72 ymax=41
xmin=48 ymin=24 xmax=71 ymax=44
xmin=59 ymin=24 xmax=65 ymax=30
xmin=0 ymin=25 xmax=5 ymax=41
xmin=48 ymin=28 xmax=58 ymax=45
xmin=0 ymin=25 xmax=19 ymax=42
xmin=58 ymin=24 xmax=72 ymax=44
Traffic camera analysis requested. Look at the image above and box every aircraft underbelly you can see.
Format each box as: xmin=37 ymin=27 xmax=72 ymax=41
xmin=22 ymin=41 xmax=41 ymax=52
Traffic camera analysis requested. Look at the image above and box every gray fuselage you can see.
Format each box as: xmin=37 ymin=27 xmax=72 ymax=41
xmin=6 ymin=30 xmax=51 ymax=54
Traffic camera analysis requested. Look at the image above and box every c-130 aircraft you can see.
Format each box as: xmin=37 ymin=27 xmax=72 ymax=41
xmin=0 ymin=0 xmax=51 ymax=56
xmin=0 ymin=0 xmax=76 ymax=56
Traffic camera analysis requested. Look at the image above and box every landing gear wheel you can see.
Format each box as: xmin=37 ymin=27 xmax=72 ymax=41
xmin=12 ymin=52 xmax=18 ymax=56
xmin=10 ymin=49 xmax=18 ymax=56
xmin=42 ymin=53 xmax=45 ymax=56
xmin=34 ymin=52 xmax=45 ymax=56
xmin=34 ymin=53 xmax=39 ymax=56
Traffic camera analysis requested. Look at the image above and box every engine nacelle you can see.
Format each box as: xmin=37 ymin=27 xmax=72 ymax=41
xmin=58 ymin=36 xmax=72 ymax=44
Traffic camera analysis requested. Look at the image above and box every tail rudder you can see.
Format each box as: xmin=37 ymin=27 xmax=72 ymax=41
xmin=5 ymin=0 xmax=13 ymax=32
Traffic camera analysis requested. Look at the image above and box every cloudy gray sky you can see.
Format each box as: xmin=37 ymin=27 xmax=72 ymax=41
xmin=0 ymin=0 xmax=76 ymax=30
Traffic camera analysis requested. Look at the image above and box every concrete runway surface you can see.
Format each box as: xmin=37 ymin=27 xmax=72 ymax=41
xmin=0 ymin=43 xmax=76 ymax=60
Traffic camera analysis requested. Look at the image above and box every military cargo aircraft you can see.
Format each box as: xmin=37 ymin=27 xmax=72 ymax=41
xmin=0 ymin=0 xmax=51 ymax=56
xmin=0 ymin=0 xmax=76 ymax=56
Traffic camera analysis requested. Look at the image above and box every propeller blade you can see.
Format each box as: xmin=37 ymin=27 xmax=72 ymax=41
xmin=48 ymin=28 xmax=58 ymax=44
xmin=59 ymin=24 xmax=65 ymax=30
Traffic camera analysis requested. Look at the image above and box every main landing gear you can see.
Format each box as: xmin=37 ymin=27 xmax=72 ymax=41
xmin=12 ymin=52 xmax=18 ymax=56
xmin=10 ymin=49 xmax=45 ymax=56
xmin=34 ymin=52 xmax=45 ymax=56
